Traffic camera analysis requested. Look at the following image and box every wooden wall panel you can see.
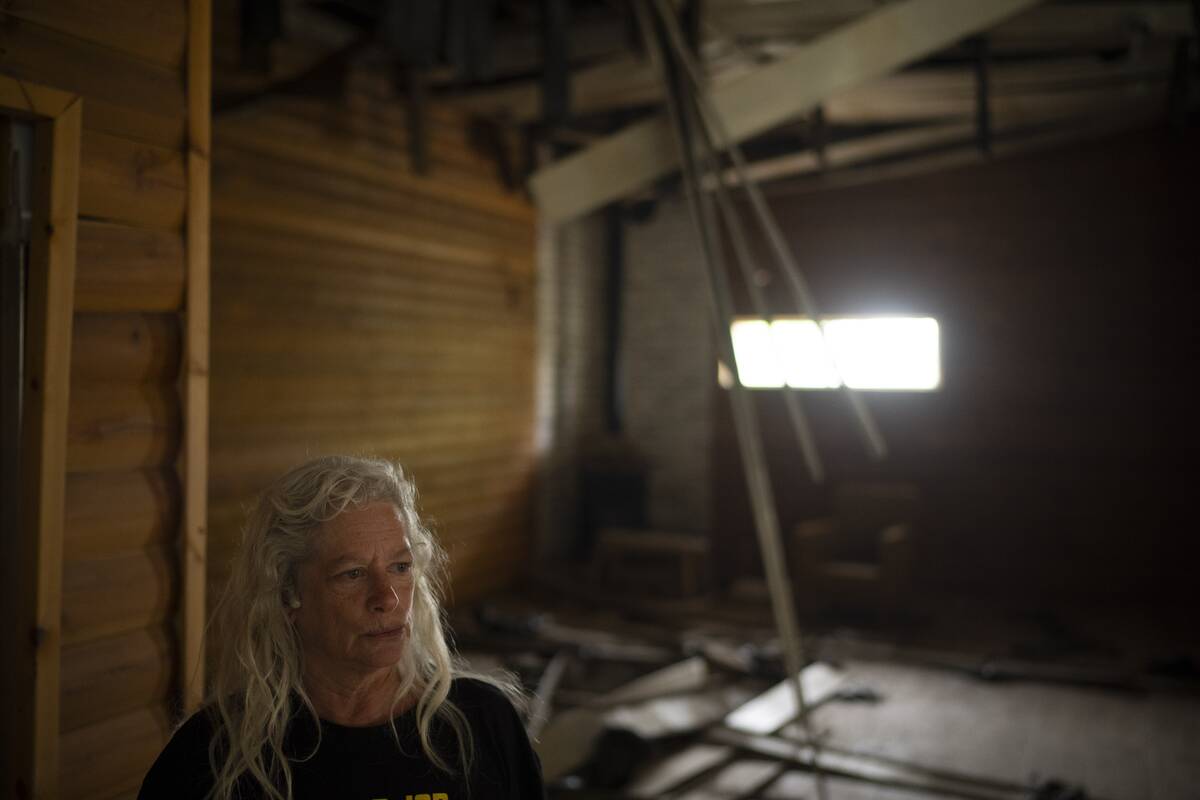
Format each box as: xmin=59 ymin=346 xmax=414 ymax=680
xmin=65 ymin=470 xmax=179 ymax=559
xmin=75 ymin=221 xmax=186 ymax=311
xmin=80 ymin=131 xmax=187 ymax=230
xmin=61 ymin=545 xmax=175 ymax=646
xmin=59 ymin=706 xmax=170 ymax=800
xmin=71 ymin=313 xmax=181 ymax=383
xmin=66 ymin=382 xmax=180 ymax=472
xmin=1 ymin=1 xmax=202 ymax=793
xmin=211 ymin=91 xmax=537 ymax=615
xmin=216 ymin=104 xmax=534 ymax=221
xmin=0 ymin=16 xmax=185 ymax=149
xmin=0 ymin=17 xmax=184 ymax=116
xmin=1 ymin=1 xmax=187 ymax=70
xmin=60 ymin=627 xmax=173 ymax=732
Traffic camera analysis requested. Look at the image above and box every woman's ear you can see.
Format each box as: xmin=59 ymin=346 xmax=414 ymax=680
xmin=283 ymin=585 xmax=301 ymax=616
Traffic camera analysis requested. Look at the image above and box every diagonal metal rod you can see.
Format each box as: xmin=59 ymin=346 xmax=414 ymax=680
xmin=630 ymin=6 xmax=824 ymax=796
xmin=650 ymin=0 xmax=888 ymax=461
xmin=697 ymin=95 xmax=826 ymax=485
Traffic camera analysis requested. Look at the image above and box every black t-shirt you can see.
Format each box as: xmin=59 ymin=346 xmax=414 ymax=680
xmin=138 ymin=678 xmax=545 ymax=800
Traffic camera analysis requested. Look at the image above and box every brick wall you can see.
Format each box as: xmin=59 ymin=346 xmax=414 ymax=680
xmin=622 ymin=197 xmax=714 ymax=534
xmin=539 ymin=195 xmax=717 ymax=556
xmin=536 ymin=212 xmax=610 ymax=558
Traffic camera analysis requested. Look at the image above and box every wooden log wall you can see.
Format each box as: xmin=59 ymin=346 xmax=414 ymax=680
xmin=209 ymin=82 xmax=538 ymax=615
xmin=2 ymin=2 xmax=203 ymax=797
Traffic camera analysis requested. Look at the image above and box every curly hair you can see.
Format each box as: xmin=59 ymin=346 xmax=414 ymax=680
xmin=205 ymin=455 xmax=478 ymax=800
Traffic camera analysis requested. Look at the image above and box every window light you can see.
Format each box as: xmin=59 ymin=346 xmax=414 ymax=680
xmin=729 ymin=316 xmax=941 ymax=391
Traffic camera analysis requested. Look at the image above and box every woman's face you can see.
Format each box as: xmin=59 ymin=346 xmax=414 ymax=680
xmin=290 ymin=501 xmax=416 ymax=683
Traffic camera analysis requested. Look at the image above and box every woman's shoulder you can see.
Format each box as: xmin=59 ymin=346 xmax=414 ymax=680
xmin=137 ymin=707 xmax=221 ymax=799
xmin=447 ymin=676 xmax=525 ymax=720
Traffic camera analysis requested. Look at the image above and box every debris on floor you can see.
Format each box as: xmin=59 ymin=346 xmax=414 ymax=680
xmin=449 ymin=572 xmax=1200 ymax=800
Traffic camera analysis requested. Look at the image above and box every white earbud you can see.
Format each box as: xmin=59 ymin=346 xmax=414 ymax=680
xmin=288 ymin=595 xmax=301 ymax=609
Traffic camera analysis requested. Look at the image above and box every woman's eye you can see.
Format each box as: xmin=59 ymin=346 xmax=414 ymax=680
xmin=392 ymin=562 xmax=413 ymax=574
xmin=341 ymin=568 xmax=365 ymax=579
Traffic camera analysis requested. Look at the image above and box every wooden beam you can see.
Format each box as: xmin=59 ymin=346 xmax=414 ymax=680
xmin=0 ymin=75 xmax=81 ymax=800
xmin=449 ymin=51 xmax=760 ymax=124
xmin=720 ymin=78 xmax=1170 ymax=187
xmin=761 ymin=101 xmax=1163 ymax=197
xmin=707 ymin=2 xmax=1194 ymax=47
xmin=458 ymin=44 xmax=1171 ymax=126
xmin=528 ymin=0 xmax=1044 ymax=222
xmin=181 ymin=0 xmax=211 ymax=715
xmin=0 ymin=76 xmax=76 ymax=118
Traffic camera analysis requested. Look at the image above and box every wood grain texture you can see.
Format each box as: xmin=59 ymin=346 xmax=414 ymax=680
xmin=1 ymin=0 xmax=188 ymax=69
xmin=0 ymin=15 xmax=184 ymax=118
xmin=60 ymin=627 xmax=173 ymax=733
xmin=182 ymin=0 xmax=212 ymax=713
xmin=75 ymin=221 xmax=185 ymax=311
xmin=59 ymin=705 xmax=170 ymax=800
xmin=82 ymin=98 xmax=186 ymax=150
xmin=217 ymin=101 xmax=533 ymax=221
xmin=67 ymin=382 xmax=180 ymax=473
xmin=61 ymin=545 xmax=175 ymax=646
xmin=210 ymin=88 xmax=537 ymax=619
xmin=65 ymin=469 xmax=180 ymax=559
xmin=11 ymin=89 xmax=83 ymax=800
xmin=0 ymin=72 xmax=75 ymax=115
xmin=71 ymin=313 xmax=181 ymax=384
xmin=2 ymin=3 xmax=191 ymax=791
xmin=80 ymin=131 xmax=186 ymax=230
xmin=212 ymin=159 xmax=531 ymax=268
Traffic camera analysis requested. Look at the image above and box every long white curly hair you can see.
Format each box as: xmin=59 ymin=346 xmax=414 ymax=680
xmin=205 ymin=455 xmax=478 ymax=800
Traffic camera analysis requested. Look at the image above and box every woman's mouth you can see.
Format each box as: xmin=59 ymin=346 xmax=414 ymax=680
xmin=366 ymin=626 xmax=406 ymax=639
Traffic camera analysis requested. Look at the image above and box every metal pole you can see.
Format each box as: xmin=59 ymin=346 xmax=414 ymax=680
xmin=631 ymin=0 xmax=815 ymax=747
xmin=650 ymin=0 xmax=888 ymax=461
xmin=698 ymin=132 xmax=826 ymax=484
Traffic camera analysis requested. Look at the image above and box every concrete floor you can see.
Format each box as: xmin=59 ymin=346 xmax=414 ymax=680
xmin=484 ymin=574 xmax=1200 ymax=800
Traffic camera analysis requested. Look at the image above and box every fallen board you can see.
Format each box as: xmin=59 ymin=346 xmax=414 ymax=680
xmin=724 ymin=662 xmax=846 ymax=735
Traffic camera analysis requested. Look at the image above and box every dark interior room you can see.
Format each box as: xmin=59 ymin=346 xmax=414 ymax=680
xmin=2 ymin=1 xmax=1198 ymax=798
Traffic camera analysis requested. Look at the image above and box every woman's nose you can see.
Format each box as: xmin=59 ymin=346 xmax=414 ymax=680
xmin=368 ymin=577 xmax=400 ymax=613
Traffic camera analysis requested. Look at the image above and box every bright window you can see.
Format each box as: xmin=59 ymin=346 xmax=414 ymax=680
xmin=729 ymin=316 xmax=941 ymax=390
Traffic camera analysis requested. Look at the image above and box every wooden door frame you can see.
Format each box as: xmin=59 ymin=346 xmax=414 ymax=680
xmin=0 ymin=76 xmax=81 ymax=799
xmin=182 ymin=0 xmax=212 ymax=717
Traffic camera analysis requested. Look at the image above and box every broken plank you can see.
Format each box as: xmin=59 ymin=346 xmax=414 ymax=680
xmin=626 ymin=744 xmax=735 ymax=799
xmin=725 ymin=663 xmax=846 ymax=735
xmin=595 ymin=656 xmax=708 ymax=708
xmin=526 ymin=651 xmax=570 ymax=739
xmin=707 ymin=728 xmax=1026 ymax=800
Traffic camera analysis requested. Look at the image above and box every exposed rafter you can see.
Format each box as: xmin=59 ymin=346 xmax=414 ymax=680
xmin=529 ymin=0 xmax=1047 ymax=222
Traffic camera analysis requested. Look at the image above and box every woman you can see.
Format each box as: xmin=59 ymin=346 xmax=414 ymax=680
xmin=139 ymin=455 xmax=544 ymax=799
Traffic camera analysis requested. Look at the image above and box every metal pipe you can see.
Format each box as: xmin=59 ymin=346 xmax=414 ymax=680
xmin=697 ymin=125 xmax=827 ymax=484
xmin=631 ymin=0 xmax=816 ymax=756
xmin=650 ymin=0 xmax=888 ymax=461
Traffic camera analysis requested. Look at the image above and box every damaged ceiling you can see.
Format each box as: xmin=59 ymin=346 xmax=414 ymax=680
xmin=214 ymin=0 xmax=1197 ymax=207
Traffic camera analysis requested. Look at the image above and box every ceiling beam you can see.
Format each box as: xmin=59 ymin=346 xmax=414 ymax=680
xmin=759 ymin=102 xmax=1163 ymax=197
xmin=719 ymin=85 xmax=1167 ymax=187
xmin=707 ymin=2 xmax=1193 ymax=48
xmin=453 ymin=45 xmax=1172 ymax=125
xmin=529 ymin=0 xmax=1045 ymax=223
